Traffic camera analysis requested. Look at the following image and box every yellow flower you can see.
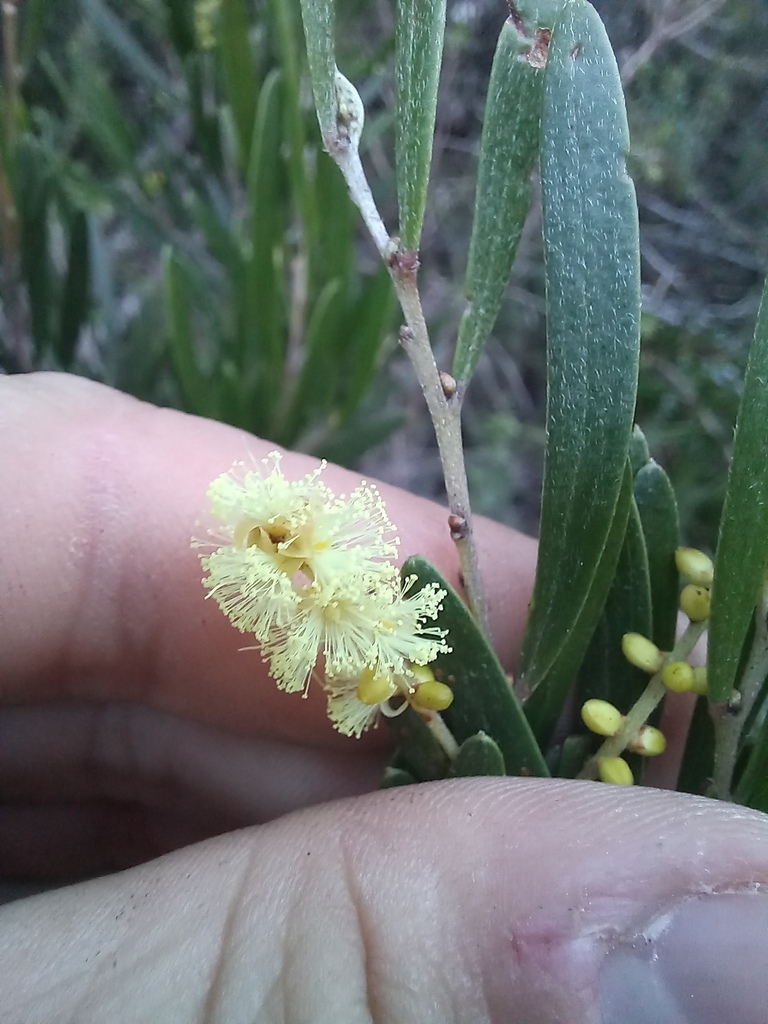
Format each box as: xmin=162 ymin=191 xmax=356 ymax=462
xmin=197 ymin=454 xmax=450 ymax=719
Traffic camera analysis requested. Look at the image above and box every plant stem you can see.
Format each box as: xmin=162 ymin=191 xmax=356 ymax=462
xmin=427 ymin=711 xmax=460 ymax=760
xmin=578 ymin=619 xmax=708 ymax=780
xmin=712 ymin=580 xmax=768 ymax=800
xmin=325 ymin=132 xmax=489 ymax=633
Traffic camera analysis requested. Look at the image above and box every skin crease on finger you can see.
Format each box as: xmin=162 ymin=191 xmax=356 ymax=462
xmin=1 ymin=779 xmax=768 ymax=1024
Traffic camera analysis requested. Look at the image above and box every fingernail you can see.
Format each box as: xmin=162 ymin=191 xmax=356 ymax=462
xmin=600 ymin=893 xmax=768 ymax=1024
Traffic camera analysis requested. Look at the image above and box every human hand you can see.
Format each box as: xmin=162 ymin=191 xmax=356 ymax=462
xmin=2 ymin=372 xmax=767 ymax=1023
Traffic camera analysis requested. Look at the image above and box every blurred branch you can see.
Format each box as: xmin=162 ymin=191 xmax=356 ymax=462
xmin=620 ymin=0 xmax=727 ymax=87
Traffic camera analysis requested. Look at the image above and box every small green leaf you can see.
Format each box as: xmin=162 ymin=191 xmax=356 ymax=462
xmin=299 ymin=0 xmax=337 ymax=139
xmin=381 ymin=767 xmax=416 ymax=789
xmin=634 ymin=460 xmax=681 ymax=651
xmin=629 ymin=424 xmax=650 ymax=475
xmin=395 ymin=0 xmax=446 ymax=250
xmin=452 ymin=18 xmax=544 ymax=383
xmin=556 ymin=734 xmax=593 ymax=778
xmin=451 ymin=732 xmax=506 ymax=777
xmin=517 ymin=2 xmax=640 ymax=706
xmin=709 ymin=276 xmax=768 ymax=702
xmin=386 ymin=706 xmax=449 ymax=783
xmin=403 ymin=556 xmax=549 ymax=777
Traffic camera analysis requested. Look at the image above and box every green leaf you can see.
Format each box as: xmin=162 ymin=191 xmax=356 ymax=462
xmin=452 ymin=18 xmax=544 ymax=383
xmin=403 ymin=556 xmax=549 ymax=777
xmin=339 ymin=268 xmax=396 ymax=421
xmin=515 ymin=1 xmax=567 ymax=25
xmin=395 ymin=0 xmax=446 ymax=250
xmin=299 ymin=0 xmax=337 ymax=139
xmin=629 ymin=424 xmax=650 ymax=475
xmin=522 ymin=464 xmax=633 ymax=744
xmin=517 ymin=2 xmax=640 ymax=703
xmin=79 ymin=0 xmax=173 ymax=95
xmin=162 ymin=247 xmax=207 ymax=413
xmin=556 ymin=734 xmax=593 ymax=778
xmin=575 ymin=495 xmax=652 ymax=713
xmin=386 ymin=706 xmax=449 ymax=782
xmin=451 ymin=732 xmax=506 ymax=777
xmin=219 ymin=0 xmax=258 ymax=165
xmin=634 ymin=460 xmax=681 ymax=651
xmin=56 ymin=209 xmax=90 ymax=368
xmin=709 ymin=277 xmax=768 ymax=702
xmin=381 ymin=767 xmax=416 ymax=788
xmin=159 ymin=0 xmax=196 ymax=58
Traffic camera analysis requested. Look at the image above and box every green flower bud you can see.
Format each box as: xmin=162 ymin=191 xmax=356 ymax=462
xmin=662 ymin=661 xmax=695 ymax=693
xmin=581 ymin=699 xmax=624 ymax=737
xmin=622 ymin=633 xmax=664 ymax=674
xmin=680 ymin=584 xmax=711 ymax=622
xmin=598 ymin=757 xmax=634 ymax=786
xmin=674 ymin=547 xmax=714 ymax=588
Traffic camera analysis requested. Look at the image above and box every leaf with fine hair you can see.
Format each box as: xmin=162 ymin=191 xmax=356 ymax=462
xmin=298 ymin=0 xmax=337 ymax=140
xmin=708 ymin=276 xmax=768 ymax=702
xmin=634 ymin=460 xmax=680 ymax=652
xmin=452 ymin=18 xmax=544 ymax=383
xmin=517 ymin=1 xmax=640 ymax=708
xmin=395 ymin=0 xmax=446 ymax=251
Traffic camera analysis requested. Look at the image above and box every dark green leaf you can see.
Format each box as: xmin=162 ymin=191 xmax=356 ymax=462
xmin=403 ymin=556 xmax=549 ymax=777
xmin=575 ymin=495 xmax=652 ymax=710
xmin=634 ymin=460 xmax=681 ymax=651
xmin=56 ymin=210 xmax=90 ymax=368
xmin=162 ymin=247 xmax=207 ymax=413
xmin=709 ymin=276 xmax=768 ymax=702
xmin=556 ymin=734 xmax=593 ymax=778
xmin=517 ymin=2 xmax=640 ymax=706
xmin=523 ymin=464 xmax=634 ymax=745
xmin=629 ymin=424 xmax=650 ymax=475
xmin=451 ymin=732 xmax=506 ymax=777
xmin=395 ymin=0 xmax=446 ymax=250
xmin=678 ymin=697 xmax=716 ymax=797
xmin=381 ymin=767 xmax=416 ymax=788
xmin=79 ymin=0 xmax=172 ymax=95
xmin=219 ymin=0 xmax=258 ymax=165
xmin=386 ymin=706 xmax=449 ymax=782
xmin=452 ymin=18 xmax=543 ymax=383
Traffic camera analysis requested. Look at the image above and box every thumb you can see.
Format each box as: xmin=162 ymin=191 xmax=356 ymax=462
xmin=2 ymin=778 xmax=768 ymax=1024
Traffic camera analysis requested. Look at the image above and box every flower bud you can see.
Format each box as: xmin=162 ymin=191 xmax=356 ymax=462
xmin=675 ymin=547 xmax=714 ymax=588
xmin=581 ymin=699 xmax=624 ymax=737
xmin=680 ymin=584 xmax=711 ymax=622
xmin=691 ymin=666 xmax=709 ymax=696
xmin=413 ymin=680 xmax=454 ymax=712
xmin=662 ymin=661 xmax=694 ymax=693
xmin=410 ymin=663 xmax=437 ymax=685
xmin=357 ymin=669 xmax=398 ymax=706
xmin=622 ymin=633 xmax=664 ymax=674
xmin=629 ymin=725 xmax=667 ymax=756
xmin=598 ymin=757 xmax=634 ymax=786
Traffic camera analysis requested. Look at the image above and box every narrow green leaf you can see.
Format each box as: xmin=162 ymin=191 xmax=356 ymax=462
xmin=517 ymin=2 xmax=640 ymax=700
xmin=218 ymin=0 xmax=258 ymax=166
xmin=575 ymin=496 xmax=652 ymax=711
xmin=245 ymin=67 xmax=285 ymax=385
xmin=286 ymin=278 xmax=345 ymax=437
xmin=159 ymin=0 xmax=196 ymax=58
xmin=395 ymin=0 xmax=446 ymax=250
xmin=162 ymin=247 xmax=206 ymax=413
xmin=298 ymin=0 xmax=337 ymax=139
xmin=79 ymin=0 xmax=172 ymax=95
xmin=522 ymin=464 xmax=633 ymax=744
xmin=452 ymin=18 xmax=544 ymax=383
xmin=556 ymin=734 xmax=593 ymax=778
xmin=403 ymin=556 xmax=549 ymax=777
xmin=634 ymin=460 xmax=681 ymax=651
xmin=515 ymin=1 xmax=567 ymax=25
xmin=56 ymin=210 xmax=90 ymax=368
xmin=451 ymin=733 xmax=506 ymax=777
xmin=340 ymin=269 xmax=396 ymax=421
xmin=709 ymin=277 xmax=768 ymax=702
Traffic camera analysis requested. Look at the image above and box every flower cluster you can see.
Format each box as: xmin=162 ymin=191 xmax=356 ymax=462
xmin=197 ymin=454 xmax=451 ymax=736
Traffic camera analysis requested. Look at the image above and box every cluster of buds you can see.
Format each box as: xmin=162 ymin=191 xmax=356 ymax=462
xmin=582 ymin=546 xmax=713 ymax=785
xmin=196 ymin=454 xmax=452 ymax=737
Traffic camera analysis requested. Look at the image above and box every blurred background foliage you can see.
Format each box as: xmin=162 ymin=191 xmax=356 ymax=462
xmin=1 ymin=0 xmax=766 ymax=545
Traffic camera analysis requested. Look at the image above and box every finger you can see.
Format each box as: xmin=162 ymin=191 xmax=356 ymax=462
xmin=0 ymin=702 xmax=384 ymax=877
xmin=0 ymin=373 xmax=537 ymax=746
xmin=2 ymin=779 xmax=768 ymax=1024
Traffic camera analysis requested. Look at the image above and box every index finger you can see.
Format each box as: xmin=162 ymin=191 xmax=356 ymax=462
xmin=0 ymin=373 xmax=538 ymax=747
